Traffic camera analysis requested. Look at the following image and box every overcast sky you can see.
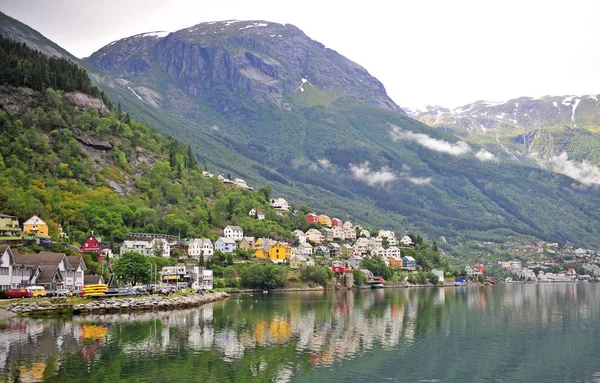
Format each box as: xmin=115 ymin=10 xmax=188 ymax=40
xmin=2 ymin=0 xmax=600 ymax=109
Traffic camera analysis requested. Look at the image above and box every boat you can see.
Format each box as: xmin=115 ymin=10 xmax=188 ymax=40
xmin=371 ymin=283 xmax=385 ymax=289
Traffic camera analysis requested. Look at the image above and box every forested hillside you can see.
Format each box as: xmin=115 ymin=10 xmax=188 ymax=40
xmin=0 ymin=35 xmax=305 ymax=246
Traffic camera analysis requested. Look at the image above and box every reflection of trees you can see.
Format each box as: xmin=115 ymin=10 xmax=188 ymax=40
xmin=1 ymin=285 xmax=600 ymax=382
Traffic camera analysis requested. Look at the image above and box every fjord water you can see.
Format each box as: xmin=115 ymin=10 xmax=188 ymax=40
xmin=2 ymin=285 xmax=600 ymax=382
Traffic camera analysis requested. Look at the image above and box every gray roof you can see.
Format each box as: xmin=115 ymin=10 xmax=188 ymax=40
xmin=226 ymin=225 xmax=243 ymax=232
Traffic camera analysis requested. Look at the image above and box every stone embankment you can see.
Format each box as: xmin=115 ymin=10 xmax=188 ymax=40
xmin=3 ymin=292 xmax=229 ymax=316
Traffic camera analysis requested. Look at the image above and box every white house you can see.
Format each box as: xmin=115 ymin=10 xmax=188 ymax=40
xmin=305 ymin=228 xmax=323 ymax=244
xmin=65 ymin=256 xmax=86 ymax=291
xmin=249 ymin=208 xmax=265 ymax=220
xmin=400 ymin=235 xmax=414 ymax=247
xmin=224 ymin=226 xmax=244 ymax=241
xmin=297 ymin=242 xmax=313 ymax=257
xmin=367 ymin=237 xmax=383 ymax=251
xmin=347 ymin=254 xmax=363 ymax=269
xmin=377 ymin=230 xmax=397 ymax=246
xmin=293 ymin=229 xmax=307 ymax=244
xmin=270 ymin=198 xmax=289 ymax=211
xmin=234 ymin=178 xmax=253 ymax=190
xmin=0 ymin=245 xmax=15 ymax=290
xmin=215 ymin=237 xmax=237 ymax=253
xmin=385 ymin=246 xmax=401 ymax=258
xmin=432 ymin=268 xmax=445 ymax=283
xmin=371 ymin=245 xmax=386 ymax=258
xmin=342 ymin=221 xmax=356 ymax=241
xmin=188 ymin=238 xmax=214 ymax=263
xmin=120 ymin=238 xmax=171 ymax=258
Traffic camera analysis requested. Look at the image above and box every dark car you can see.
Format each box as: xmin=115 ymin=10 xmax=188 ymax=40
xmin=5 ymin=288 xmax=33 ymax=299
xmin=39 ymin=238 xmax=53 ymax=246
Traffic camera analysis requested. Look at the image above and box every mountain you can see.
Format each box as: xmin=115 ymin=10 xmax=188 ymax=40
xmin=3 ymin=13 xmax=600 ymax=253
xmin=409 ymin=96 xmax=600 ymax=168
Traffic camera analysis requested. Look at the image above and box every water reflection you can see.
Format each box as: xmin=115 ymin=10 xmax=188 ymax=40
xmin=0 ymin=284 xmax=600 ymax=382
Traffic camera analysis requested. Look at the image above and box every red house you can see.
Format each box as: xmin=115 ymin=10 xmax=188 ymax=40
xmin=306 ymin=213 xmax=319 ymax=224
xmin=331 ymin=218 xmax=342 ymax=228
xmin=81 ymin=234 xmax=102 ymax=260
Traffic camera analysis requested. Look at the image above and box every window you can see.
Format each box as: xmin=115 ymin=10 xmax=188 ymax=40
xmin=0 ymin=267 xmax=9 ymax=275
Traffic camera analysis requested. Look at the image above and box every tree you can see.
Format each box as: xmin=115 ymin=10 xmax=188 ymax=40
xmin=240 ymin=264 xmax=287 ymax=289
xmin=113 ymin=252 xmax=151 ymax=286
xmin=223 ymin=265 xmax=239 ymax=288
xmin=258 ymin=185 xmax=272 ymax=201
xmin=354 ymin=269 xmax=367 ymax=286
xmin=152 ymin=239 xmax=164 ymax=258
xmin=361 ymin=257 xmax=393 ymax=280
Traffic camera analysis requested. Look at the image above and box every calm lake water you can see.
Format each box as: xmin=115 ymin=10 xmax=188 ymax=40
xmin=2 ymin=284 xmax=600 ymax=382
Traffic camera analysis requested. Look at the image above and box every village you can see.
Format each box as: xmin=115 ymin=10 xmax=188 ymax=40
xmin=1 ymin=193 xmax=598 ymax=297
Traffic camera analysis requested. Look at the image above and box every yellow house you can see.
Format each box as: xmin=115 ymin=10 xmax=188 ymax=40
xmin=255 ymin=249 xmax=268 ymax=260
xmin=318 ymin=215 xmax=332 ymax=227
xmin=23 ymin=215 xmax=49 ymax=237
xmin=269 ymin=242 xmax=291 ymax=263
xmin=254 ymin=238 xmax=264 ymax=251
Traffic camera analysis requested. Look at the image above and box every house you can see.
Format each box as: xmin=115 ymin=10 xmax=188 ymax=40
xmin=474 ymin=263 xmax=486 ymax=275
xmin=341 ymin=243 xmax=354 ymax=257
xmin=23 ymin=215 xmax=49 ymax=237
xmin=399 ymin=235 xmax=414 ymax=247
xmin=386 ymin=246 xmax=401 ymax=259
xmin=321 ymin=228 xmax=334 ymax=242
xmin=255 ymin=249 xmax=268 ymax=260
xmin=12 ymin=252 xmax=70 ymax=290
xmin=305 ymin=257 xmax=315 ymax=267
xmin=193 ymin=267 xmax=213 ymax=290
xmin=353 ymin=238 xmax=369 ymax=255
xmin=0 ymin=245 xmax=15 ymax=289
xmin=297 ymin=242 xmax=313 ymax=257
xmin=80 ymin=233 xmax=102 ymax=256
xmin=306 ymin=229 xmax=323 ymax=244
xmin=120 ymin=238 xmax=171 ymax=258
xmin=347 ymin=254 xmax=363 ymax=269
xmin=269 ymin=242 xmax=291 ymax=263
xmin=293 ymin=229 xmax=307 ymax=244
xmin=238 ymin=237 xmax=256 ymax=250
xmin=65 ymin=256 xmax=86 ymax=291
xmin=332 ymin=226 xmax=344 ymax=240
xmin=402 ymin=256 xmax=416 ymax=271
xmin=371 ymin=245 xmax=386 ymax=258
xmin=328 ymin=243 xmax=342 ymax=257
xmin=389 ymin=256 xmax=403 ymax=270
xmin=359 ymin=228 xmax=371 ymax=238
xmin=215 ymin=237 xmax=237 ymax=253
xmin=188 ymin=238 xmax=214 ymax=263
xmin=249 ymin=208 xmax=265 ymax=220
xmin=318 ymin=215 xmax=332 ymax=227
xmin=270 ymin=198 xmax=289 ymax=211
xmin=360 ymin=269 xmax=375 ymax=283
xmin=377 ymin=230 xmax=397 ymax=246
xmin=381 ymin=255 xmax=390 ymax=267
xmin=342 ymin=221 xmax=356 ymax=241
xmin=161 ymin=264 xmax=192 ymax=285
xmin=84 ymin=274 xmax=104 ymax=285
xmin=201 ymin=171 xmax=214 ymax=178
xmin=306 ymin=213 xmax=319 ymax=224
xmin=234 ymin=178 xmax=253 ymax=190
xmin=223 ymin=225 xmax=244 ymax=241
xmin=465 ymin=264 xmax=482 ymax=277
xmin=0 ymin=214 xmax=20 ymax=237
xmin=290 ymin=253 xmax=307 ymax=269
xmin=331 ymin=218 xmax=343 ymax=228
xmin=314 ymin=246 xmax=329 ymax=258
xmin=432 ymin=268 xmax=445 ymax=282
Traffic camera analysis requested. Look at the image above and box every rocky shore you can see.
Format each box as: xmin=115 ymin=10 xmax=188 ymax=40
xmin=3 ymin=292 xmax=229 ymax=316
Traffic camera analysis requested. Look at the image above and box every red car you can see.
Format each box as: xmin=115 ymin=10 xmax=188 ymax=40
xmin=5 ymin=288 xmax=34 ymax=299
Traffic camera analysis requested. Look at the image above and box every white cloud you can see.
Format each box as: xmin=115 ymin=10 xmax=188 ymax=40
xmin=547 ymin=152 xmax=600 ymax=186
xmin=406 ymin=176 xmax=432 ymax=185
xmin=475 ymin=149 xmax=496 ymax=162
xmin=390 ymin=125 xmax=471 ymax=156
xmin=349 ymin=162 xmax=396 ymax=187
xmin=317 ymin=158 xmax=332 ymax=169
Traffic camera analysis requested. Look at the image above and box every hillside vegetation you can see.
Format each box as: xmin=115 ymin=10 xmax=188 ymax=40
xmin=0 ymin=35 xmax=303 ymax=246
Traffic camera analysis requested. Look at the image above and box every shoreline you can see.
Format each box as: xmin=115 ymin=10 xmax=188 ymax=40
xmin=3 ymin=292 xmax=230 ymax=317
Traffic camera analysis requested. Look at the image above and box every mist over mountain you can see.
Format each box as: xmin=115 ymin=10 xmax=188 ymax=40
xmin=3 ymin=12 xmax=600 ymax=251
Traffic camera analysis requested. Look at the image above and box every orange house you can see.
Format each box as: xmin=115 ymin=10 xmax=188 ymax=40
xmin=318 ymin=215 xmax=332 ymax=227
xmin=23 ymin=215 xmax=49 ymax=237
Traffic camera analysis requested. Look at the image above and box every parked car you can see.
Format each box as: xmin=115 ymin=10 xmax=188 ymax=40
xmin=117 ymin=287 xmax=138 ymax=296
xmin=5 ymin=288 xmax=33 ymax=299
xmin=38 ymin=238 xmax=53 ymax=246
xmin=159 ymin=286 xmax=176 ymax=296
xmin=105 ymin=286 xmax=119 ymax=296
xmin=55 ymin=289 xmax=72 ymax=297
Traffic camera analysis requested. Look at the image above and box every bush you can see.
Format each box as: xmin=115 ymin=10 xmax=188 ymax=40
xmin=300 ymin=266 xmax=331 ymax=287
xmin=240 ymin=263 xmax=287 ymax=290
xmin=354 ymin=269 xmax=367 ymax=286
xmin=213 ymin=278 xmax=226 ymax=289
xmin=0 ymin=290 xmax=5 ymax=299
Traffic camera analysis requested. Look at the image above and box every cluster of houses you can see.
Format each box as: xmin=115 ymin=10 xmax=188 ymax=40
xmin=0 ymin=245 xmax=101 ymax=291
xmin=497 ymin=259 xmax=593 ymax=282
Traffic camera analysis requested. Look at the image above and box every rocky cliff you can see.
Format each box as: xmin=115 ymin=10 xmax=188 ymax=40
xmin=87 ymin=21 xmax=402 ymax=113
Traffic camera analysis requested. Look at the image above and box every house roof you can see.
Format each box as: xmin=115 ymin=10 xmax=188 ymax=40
xmin=225 ymin=225 xmax=243 ymax=232
xmin=13 ymin=253 xmax=66 ymax=267
xmin=36 ymin=268 xmax=60 ymax=284
xmin=23 ymin=215 xmax=47 ymax=225
xmin=84 ymin=274 xmax=104 ymax=285
xmin=218 ymin=237 xmax=236 ymax=244
xmin=403 ymin=256 xmax=415 ymax=262
xmin=0 ymin=213 xmax=17 ymax=218
xmin=66 ymin=256 xmax=86 ymax=270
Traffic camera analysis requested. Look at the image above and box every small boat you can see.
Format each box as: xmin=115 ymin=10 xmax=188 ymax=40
xmin=371 ymin=284 xmax=385 ymax=289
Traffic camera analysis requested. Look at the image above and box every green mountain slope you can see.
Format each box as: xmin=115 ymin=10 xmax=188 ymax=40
xmin=3 ymin=14 xmax=600 ymax=251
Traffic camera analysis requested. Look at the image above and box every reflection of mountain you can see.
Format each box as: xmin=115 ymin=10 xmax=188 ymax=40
xmin=1 ymin=286 xmax=600 ymax=382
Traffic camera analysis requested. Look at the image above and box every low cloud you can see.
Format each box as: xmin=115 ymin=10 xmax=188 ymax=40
xmin=317 ymin=158 xmax=332 ymax=169
xmin=548 ymin=152 xmax=600 ymax=186
xmin=390 ymin=125 xmax=471 ymax=156
xmin=475 ymin=149 xmax=496 ymax=162
xmin=406 ymin=176 xmax=432 ymax=185
xmin=349 ymin=162 xmax=396 ymax=187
